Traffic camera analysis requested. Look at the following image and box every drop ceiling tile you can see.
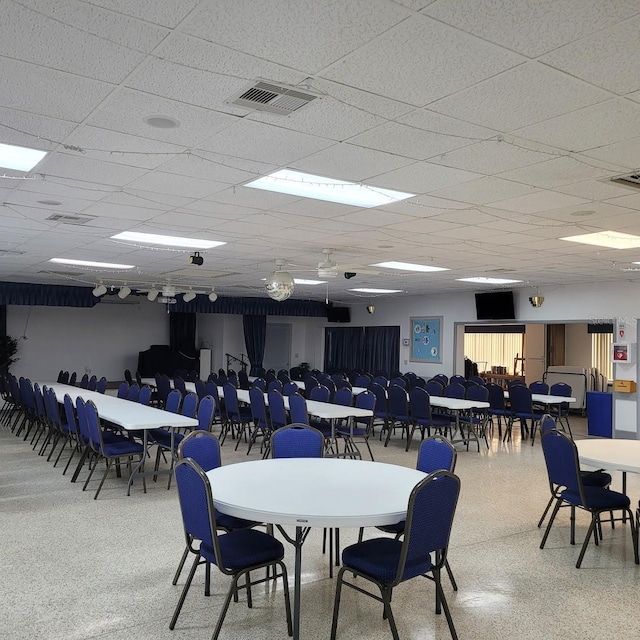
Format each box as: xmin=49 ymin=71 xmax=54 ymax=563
xmin=83 ymin=0 xmax=201 ymax=27
xmin=0 ymin=107 xmax=77 ymax=153
xmin=541 ymin=15 xmax=640 ymax=94
xmin=555 ymin=178 xmax=635 ymax=202
xmin=126 ymin=172 xmax=227 ymax=199
xmin=0 ymin=1 xmax=149 ymax=83
xmin=424 ymin=0 xmax=640 ymax=57
xmin=272 ymin=199 xmax=362 ymax=219
xmin=429 ymin=176 xmax=537 ymax=205
xmin=372 ymin=162 xmax=482 ymax=194
xmin=3 ymin=191 xmax=95 ymax=214
xmin=199 ymin=120 xmax=334 ymax=167
xmin=428 ymin=62 xmax=611 ymax=132
xmin=348 ymin=121 xmax=476 ymax=161
xmin=431 ymin=225 xmax=515 ymax=241
xmin=291 ymin=143 xmax=414 ymax=182
xmin=158 ymin=152 xmax=260 ymax=186
xmin=581 ymin=137 xmax=640 ymax=170
xmin=335 ymin=209 xmax=417 ymax=227
xmin=514 ymin=98 xmax=640 ymax=153
xmin=385 ymin=218 xmax=464 ymax=234
xmin=99 ymin=190 xmax=188 ymax=211
xmin=209 ymin=186 xmax=301 ymax=211
xmin=489 ymin=190 xmax=589 ymax=214
xmin=498 ymin=156 xmax=619 ymax=190
xmin=38 ymin=153 xmax=148 ymax=187
xmin=605 ymin=192 xmax=640 ymax=211
xmin=184 ymin=200 xmax=262 ymax=219
xmin=430 ymin=139 xmax=552 ymax=175
xmin=181 ymin=0 xmax=411 ymax=73
xmin=0 ymin=57 xmax=113 ymax=122
xmin=323 ymin=14 xmax=523 ymax=106
xmin=430 ymin=209 xmax=497 ymax=225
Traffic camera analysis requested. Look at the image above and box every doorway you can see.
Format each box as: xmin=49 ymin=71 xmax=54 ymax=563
xmin=263 ymin=323 xmax=292 ymax=372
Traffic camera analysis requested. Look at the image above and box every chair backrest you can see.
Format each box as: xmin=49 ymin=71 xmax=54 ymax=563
xmin=127 ymin=383 xmax=140 ymax=402
xmin=468 ymin=376 xmax=485 ymax=386
xmin=178 ymin=430 xmax=221 ymax=470
xmin=207 ymin=372 xmax=219 ymax=385
xmin=222 ymin=384 xmax=240 ymax=418
xmin=287 ymin=393 xmax=309 ymax=424
xmin=84 ymin=399 xmax=104 ymax=452
xmin=508 ymin=380 xmax=526 ymax=389
xmin=397 ymin=471 xmax=461 ymax=584
xmin=57 ymin=369 xmax=65 ymax=383
xmin=388 ymin=384 xmax=408 ymax=416
xmin=303 ymin=375 xmax=318 ymax=394
xmin=138 ymin=385 xmax=152 ymax=405
xmin=282 ymin=381 xmax=299 ymax=396
xmin=425 ymin=380 xmax=444 ymax=397
xmin=267 ymin=389 xmax=287 ymax=429
xmin=540 ymin=414 xmax=557 ymax=435
xmin=416 ymin=436 xmax=457 ymax=474
xmin=238 ymin=369 xmax=250 ymax=389
xmin=136 ymin=370 xmax=143 ymax=386
xmin=251 ymin=377 xmax=266 ymax=392
xmin=96 ymin=376 xmax=107 ymax=394
xmin=408 ymin=387 xmax=432 ymax=420
xmin=389 ymin=377 xmax=407 ymax=389
xmin=63 ymin=394 xmax=79 ymax=438
xmin=267 ymin=379 xmax=283 ymax=394
xmin=165 ymin=389 xmax=182 ymax=414
xmin=195 ymin=378 xmax=207 ymax=400
xmin=75 ymin=396 xmax=90 ymax=443
xmin=173 ymin=376 xmax=187 ymax=395
xmin=465 ymin=384 xmax=489 ymax=403
xmin=354 ymin=375 xmax=371 ymax=388
xmin=444 ymin=383 xmax=465 ymax=399
xmin=509 ymin=384 xmax=533 ymax=413
xmin=118 ymin=380 xmax=131 ymax=399
xmin=271 ymin=424 xmax=324 ymax=458
xmin=371 ymin=375 xmax=388 ymax=388
xmin=333 ymin=387 xmax=352 ymax=407
xmin=196 ymin=395 xmax=215 ymax=431
xmin=87 ymin=375 xmax=98 ymax=391
xmin=156 ymin=374 xmax=172 ymax=406
xmin=335 ymin=378 xmax=353 ymax=391
xmin=79 ymin=373 xmax=89 ymax=389
xmin=485 ymin=383 xmax=505 ymax=410
xmin=433 ymin=374 xmax=448 ymax=386
xmin=449 ymin=375 xmax=466 ymax=385
xmin=277 ymin=369 xmax=290 ymax=384
xmin=529 ymin=381 xmax=549 ymax=395
xmin=60 ymin=371 xmax=70 ymax=384
xmin=69 ymin=371 xmax=77 ymax=386
xmin=369 ymin=383 xmax=387 ymax=414
xmin=550 ymin=382 xmax=572 ymax=411
xmin=355 ymin=389 xmax=376 ymax=413
xmin=249 ymin=386 xmax=269 ymax=426
xmin=181 ymin=392 xmax=198 ymax=418
xmin=541 ymin=429 xmax=583 ymax=497
xmin=309 ymin=385 xmax=330 ymax=403
xmin=227 ymin=368 xmax=236 ymax=378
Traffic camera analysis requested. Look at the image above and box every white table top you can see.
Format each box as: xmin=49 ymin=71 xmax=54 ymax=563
xmin=207 ymin=458 xmax=425 ymax=527
xmin=504 ymin=391 xmax=576 ymax=404
xmin=430 ymin=396 xmax=489 ymax=411
xmin=576 ymin=438 xmax=640 ymax=474
xmin=43 ymin=382 xmax=197 ymax=431
xmin=218 ymin=387 xmax=373 ymax=420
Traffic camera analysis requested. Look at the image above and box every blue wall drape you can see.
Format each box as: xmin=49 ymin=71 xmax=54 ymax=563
xmin=243 ymin=314 xmax=267 ymax=376
xmin=324 ymin=325 xmax=400 ymax=374
xmin=173 ymin=295 xmax=327 ymax=316
xmin=0 ymin=282 xmax=99 ymax=307
xmin=169 ymin=312 xmax=197 ymax=361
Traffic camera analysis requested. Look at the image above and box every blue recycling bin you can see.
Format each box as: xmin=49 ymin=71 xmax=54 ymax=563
xmin=586 ymin=391 xmax=612 ymax=438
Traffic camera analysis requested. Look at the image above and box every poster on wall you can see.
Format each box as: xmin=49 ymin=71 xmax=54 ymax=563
xmin=410 ymin=316 xmax=442 ymax=363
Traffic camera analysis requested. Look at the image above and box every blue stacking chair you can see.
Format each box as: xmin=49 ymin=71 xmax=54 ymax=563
xmin=287 ymin=392 xmax=309 ymax=425
xmin=383 ymin=384 xmax=411 ymax=447
xmin=271 ymin=423 xmax=324 ymax=458
xmin=96 ymin=377 xmax=107 ymax=394
xmin=540 ymin=428 xmax=638 ymax=568
xmin=425 ymin=379 xmax=444 ymax=397
xmin=171 ymin=430 xmax=263 ymax=589
xmin=127 ymin=383 xmax=140 ymax=402
xmin=267 ymin=389 xmax=288 ymax=433
xmin=251 ymin=377 xmax=266 ymax=392
xmin=138 ymin=385 xmax=152 ymax=406
xmin=549 ymin=382 xmax=573 ymax=435
xmin=331 ymin=470 xmax=461 ymax=640
xmin=221 ymin=384 xmax=251 ymax=446
xmin=336 ymin=389 xmax=375 ymax=461
xmin=79 ymin=373 xmax=89 ymax=389
xmin=486 ymin=382 xmax=508 ymax=439
xmin=87 ymin=375 xmax=98 ymax=391
xmin=459 ymin=384 xmax=490 ymax=451
xmin=238 ymin=369 xmax=250 ymax=390
xmin=173 ymin=376 xmax=187 ymax=396
xmin=171 ymin=459 xmax=292 ymax=639
xmin=282 ymin=381 xmax=299 ymax=396
xmin=117 ymin=382 xmax=129 ymax=399
xmin=406 ymin=387 xmax=451 ymax=451
xmin=449 ymin=375 xmax=466 ymax=386
xmin=507 ymin=385 xmax=543 ymax=443
xmin=246 ymin=386 xmax=271 ymax=455
xmin=180 ymin=392 xmax=198 ymax=419
xmin=267 ymin=379 xmax=283 ymax=394
xmin=354 ymin=375 xmax=371 ymax=389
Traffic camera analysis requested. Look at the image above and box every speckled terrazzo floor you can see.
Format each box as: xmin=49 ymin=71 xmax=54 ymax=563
xmin=2 ymin=411 xmax=639 ymax=640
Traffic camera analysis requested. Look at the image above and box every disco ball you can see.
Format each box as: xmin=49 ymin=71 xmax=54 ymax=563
xmin=265 ymin=269 xmax=295 ymax=301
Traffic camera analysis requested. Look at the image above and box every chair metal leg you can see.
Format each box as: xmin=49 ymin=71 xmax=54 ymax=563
xmin=172 ymin=546 xmax=190 ymax=585
xmin=540 ymin=498 xmax=562 ymax=549
xmin=169 ymin=554 xmax=201 ymax=629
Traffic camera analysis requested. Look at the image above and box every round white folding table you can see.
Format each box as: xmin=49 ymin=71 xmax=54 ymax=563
xmin=207 ymin=458 xmax=426 ymax=640
xmin=576 ymin=438 xmax=640 ymax=496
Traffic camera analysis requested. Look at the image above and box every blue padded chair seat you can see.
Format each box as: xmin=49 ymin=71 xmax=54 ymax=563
xmin=150 ymin=428 xmax=185 ymax=448
xmin=200 ymin=529 xmax=284 ymax=570
xmin=214 ymin=509 xmax=260 ymax=531
xmin=102 ymin=438 xmax=144 ymax=457
xmin=562 ymin=486 xmax=630 ymax=510
xmin=581 ymin=471 xmax=612 ymax=487
xmin=342 ymin=537 xmax=432 ymax=584
xmin=376 ymin=520 xmax=405 ymax=535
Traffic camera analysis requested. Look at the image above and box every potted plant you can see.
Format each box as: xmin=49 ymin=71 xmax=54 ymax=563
xmin=0 ymin=335 xmax=19 ymax=373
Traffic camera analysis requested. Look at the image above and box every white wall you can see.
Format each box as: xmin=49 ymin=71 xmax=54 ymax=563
xmin=7 ymin=299 xmax=168 ymax=381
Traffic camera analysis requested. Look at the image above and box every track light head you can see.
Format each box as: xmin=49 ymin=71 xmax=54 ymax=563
xmin=92 ymin=284 xmax=107 ymax=297
xmin=183 ymin=291 xmax=196 ymax=302
xmin=208 ymin=291 xmax=218 ymax=302
xmin=366 ymin=305 xmax=376 ymax=314
xmin=118 ymin=285 xmax=131 ymax=299
xmin=189 ymin=252 xmax=204 ymax=266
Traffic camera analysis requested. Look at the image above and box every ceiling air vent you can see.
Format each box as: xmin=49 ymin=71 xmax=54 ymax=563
xmin=46 ymin=213 xmax=95 ymax=225
xmin=227 ymin=81 xmax=320 ymax=115
xmin=0 ymin=249 xmax=24 ymax=257
xmin=609 ymin=172 xmax=640 ymax=191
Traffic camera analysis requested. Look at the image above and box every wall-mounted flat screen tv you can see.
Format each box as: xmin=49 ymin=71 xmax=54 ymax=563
xmin=475 ymin=291 xmax=516 ymax=320
xmin=326 ymin=305 xmax=351 ymax=323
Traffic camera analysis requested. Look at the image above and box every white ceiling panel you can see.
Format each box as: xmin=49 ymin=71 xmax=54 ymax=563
xmin=429 ymin=177 xmax=537 ymax=205
xmin=428 ymin=63 xmax=611 ymax=132
xmin=373 ymin=162 xmax=481 ymax=194
xmin=37 ymin=153 xmax=148 ymax=187
xmin=581 ymin=137 xmax=640 ymax=169
xmin=541 ymin=15 xmax=640 ymax=94
xmin=323 ymin=15 xmax=524 ymax=106
xmin=82 ymin=0 xmax=202 ymax=28
xmin=489 ymin=190 xmax=589 ymax=214
xmin=126 ymin=172 xmax=227 ymax=200
xmin=424 ymin=0 xmax=640 ymax=57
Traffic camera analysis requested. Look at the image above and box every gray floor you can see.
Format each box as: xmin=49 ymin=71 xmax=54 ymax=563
xmin=2 ymin=412 xmax=639 ymax=640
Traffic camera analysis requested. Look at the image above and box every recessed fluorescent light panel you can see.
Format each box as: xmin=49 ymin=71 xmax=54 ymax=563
xmin=49 ymin=258 xmax=135 ymax=269
xmin=245 ymin=169 xmax=415 ymax=208
xmin=457 ymin=277 xmax=522 ymax=284
xmin=560 ymin=231 xmax=640 ymax=249
xmin=0 ymin=142 xmax=47 ymax=171
xmin=372 ymin=261 xmax=449 ymax=272
xmin=261 ymin=278 xmax=326 ymax=285
xmin=111 ymin=231 xmax=226 ymax=249
xmin=350 ymin=288 xmax=403 ymax=294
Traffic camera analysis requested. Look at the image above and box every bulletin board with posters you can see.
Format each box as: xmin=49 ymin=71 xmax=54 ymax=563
xmin=410 ymin=316 xmax=442 ymax=363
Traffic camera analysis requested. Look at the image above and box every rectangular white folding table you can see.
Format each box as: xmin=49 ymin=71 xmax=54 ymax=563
xmin=207 ymin=458 xmax=425 ymax=640
xmin=44 ymin=382 xmax=197 ymax=494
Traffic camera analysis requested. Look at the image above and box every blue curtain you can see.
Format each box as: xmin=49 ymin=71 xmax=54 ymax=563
xmin=173 ymin=295 xmax=327 ymax=317
xmin=0 ymin=282 xmax=99 ymax=307
xmin=170 ymin=312 xmax=197 ymax=359
xmin=324 ymin=327 xmax=366 ymax=373
xmin=243 ymin=315 xmax=267 ymax=376
xmin=364 ymin=326 xmax=400 ymax=375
